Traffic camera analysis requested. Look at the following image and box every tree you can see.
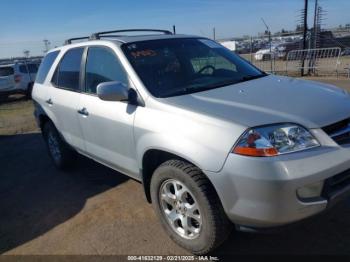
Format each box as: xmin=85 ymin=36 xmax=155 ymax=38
xmin=23 ymin=50 xmax=30 ymax=58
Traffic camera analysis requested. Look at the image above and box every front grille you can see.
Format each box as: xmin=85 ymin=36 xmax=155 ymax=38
xmin=322 ymin=169 xmax=350 ymax=200
xmin=322 ymin=118 xmax=350 ymax=145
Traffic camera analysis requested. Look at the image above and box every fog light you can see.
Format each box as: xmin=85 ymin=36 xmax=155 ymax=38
xmin=297 ymin=181 xmax=324 ymax=199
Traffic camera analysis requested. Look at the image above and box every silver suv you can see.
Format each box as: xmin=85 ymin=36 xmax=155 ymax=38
xmin=32 ymin=29 xmax=350 ymax=254
xmin=0 ymin=60 xmax=40 ymax=99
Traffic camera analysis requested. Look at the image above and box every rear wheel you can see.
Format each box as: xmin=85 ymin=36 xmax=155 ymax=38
xmin=151 ymin=160 xmax=232 ymax=254
xmin=42 ymin=121 xmax=76 ymax=169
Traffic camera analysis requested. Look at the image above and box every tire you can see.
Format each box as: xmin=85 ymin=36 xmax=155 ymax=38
xmin=26 ymin=83 xmax=33 ymax=99
xmin=42 ymin=121 xmax=76 ymax=169
xmin=151 ymin=160 xmax=232 ymax=255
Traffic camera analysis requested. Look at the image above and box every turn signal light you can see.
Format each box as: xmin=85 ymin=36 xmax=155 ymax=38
xmin=233 ymin=146 xmax=278 ymax=157
xmin=14 ymin=74 xmax=21 ymax=83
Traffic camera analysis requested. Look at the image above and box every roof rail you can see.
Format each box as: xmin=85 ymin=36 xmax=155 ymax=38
xmin=65 ymin=36 xmax=90 ymax=45
xmin=90 ymin=29 xmax=173 ymax=40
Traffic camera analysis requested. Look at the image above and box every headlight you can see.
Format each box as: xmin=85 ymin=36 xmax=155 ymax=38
xmin=233 ymin=124 xmax=320 ymax=157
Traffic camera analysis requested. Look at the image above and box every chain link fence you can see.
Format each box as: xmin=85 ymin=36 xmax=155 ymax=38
xmin=227 ymin=33 xmax=350 ymax=78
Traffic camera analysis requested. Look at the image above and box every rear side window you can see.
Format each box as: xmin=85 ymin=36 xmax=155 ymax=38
xmin=20 ymin=64 xmax=39 ymax=74
xmin=0 ymin=67 xmax=14 ymax=76
xmin=28 ymin=64 xmax=39 ymax=73
xmin=35 ymin=51 xmax=60 ymax=84
xmin=53 ymin=48 xmax=84 ymax=91
xmin=85 ymin=46 xmax=128 ymax=94
xmin=19 ymin=65 xmax=28 ymax=73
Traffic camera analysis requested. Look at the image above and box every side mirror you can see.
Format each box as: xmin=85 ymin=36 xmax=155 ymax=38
xmin=97 ymin=81 xmax=129 ymax=101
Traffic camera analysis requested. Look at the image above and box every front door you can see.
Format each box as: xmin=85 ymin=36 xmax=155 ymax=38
xmin=78 ymin=46 xmax=138 ymax=177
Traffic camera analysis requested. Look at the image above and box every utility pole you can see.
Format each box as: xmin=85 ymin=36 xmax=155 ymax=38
xmin=173 ymin=25 xmax=176 ymax=34
xmin=301 ymin=0 xmax=309 ymax=76
xmin=250 ymin=36 xmax=253 ymax=63
xmin=261 ymin=18 xmax=273 ymax=73
xmin=213 ymin=27 xmax=216 ymax=40
xmin=308 ymin=0 xmax=319 ymax=75
xmin=313 ymin=0 xmax=318 ymax=49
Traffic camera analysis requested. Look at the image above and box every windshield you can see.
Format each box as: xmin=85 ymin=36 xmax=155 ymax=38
xmin=122 ymin=38 xmax=266 ymax=98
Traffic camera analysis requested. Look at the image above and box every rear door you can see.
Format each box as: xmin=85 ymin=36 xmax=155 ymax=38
xmin=18 ymin=64 xmax=31 ymax=90
xmin=0 ymin=66 xmax=15 ymax=92
xmin=27 ymin=63 xmax=39 ymax=82
xmin=32 ymin=50 xmax=60 ymax=112
xmin=47 ymin=47 xmax=85 ymax=151
xmin=78 ymin=45 xmax=139 ymax=176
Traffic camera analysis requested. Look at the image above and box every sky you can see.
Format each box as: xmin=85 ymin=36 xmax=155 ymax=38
xmin=0 ymin=0 xmax=349 ymax=57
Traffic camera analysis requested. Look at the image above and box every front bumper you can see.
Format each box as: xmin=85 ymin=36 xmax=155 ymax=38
xmin=205 ymin=144 xmax=350 ymax=228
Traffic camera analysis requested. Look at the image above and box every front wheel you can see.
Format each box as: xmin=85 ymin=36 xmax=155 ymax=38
xmin=151 ymin=160 xmax=232 ymax=254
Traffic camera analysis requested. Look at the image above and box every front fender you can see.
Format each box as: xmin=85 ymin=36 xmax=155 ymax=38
xmin=133 ymin=102 xmax=247 ymax=172
xmin=136 ymin=132 xmax=216 ymax=171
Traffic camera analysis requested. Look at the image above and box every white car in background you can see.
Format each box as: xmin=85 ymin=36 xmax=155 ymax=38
xmin=254 ymin=48 xmax=276 ymax=61
xmin=0 ymin=61 xmax=40 ymax=99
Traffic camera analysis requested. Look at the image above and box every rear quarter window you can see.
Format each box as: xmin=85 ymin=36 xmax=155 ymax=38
xmin=35 ymin=51 xmax=60 ymax=84
xmin=0 ymin=67 xmax=14 ymax=76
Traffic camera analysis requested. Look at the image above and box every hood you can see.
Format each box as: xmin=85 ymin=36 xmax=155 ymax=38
xmin=163 ymin=75 xmax=350 ymax=128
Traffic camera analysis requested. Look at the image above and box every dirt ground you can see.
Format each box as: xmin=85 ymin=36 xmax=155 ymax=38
xmin=1 ymin=78 xmax=350 ymax=257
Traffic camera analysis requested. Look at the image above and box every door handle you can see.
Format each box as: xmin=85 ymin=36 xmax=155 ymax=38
xmin=77 ymin=107 xmax=89 ymax=116
xmin=46 ymin=98 xmax=53 ymax=105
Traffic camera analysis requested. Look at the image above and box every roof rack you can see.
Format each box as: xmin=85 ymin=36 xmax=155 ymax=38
xmin=90 ymin=29 xmax=173 ymax=40
xmin=65 ymin=36 xmax=90 ymax=45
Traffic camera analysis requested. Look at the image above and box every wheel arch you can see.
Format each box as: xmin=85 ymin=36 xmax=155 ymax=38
xmin=141 ymin=148 xmax=216 ymax=203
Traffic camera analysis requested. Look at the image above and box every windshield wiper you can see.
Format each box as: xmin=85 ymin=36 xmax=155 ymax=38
xmin=161 ymin=79 xmax=240 ymax=97
xmin=238 ymin=73 xmax=267 ymax=83
xmin=161 ymin=74 xmax=268 ymax=97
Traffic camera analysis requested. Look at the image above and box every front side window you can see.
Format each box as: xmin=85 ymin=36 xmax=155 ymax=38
xmin=122 ymin=38 xmax=266 ymax=98
xmin=54 ymin=48 xmax=84 ymax=91
xmin=85 ymin=46 xmax=128 ymax=94
xmin=35 ymin=51 xmax=59 ymax=84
